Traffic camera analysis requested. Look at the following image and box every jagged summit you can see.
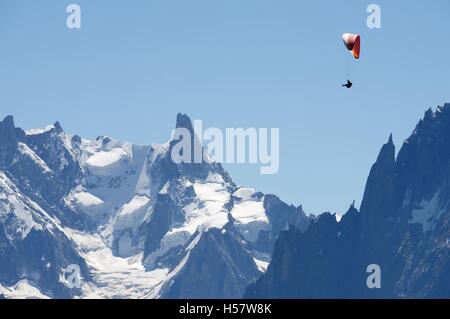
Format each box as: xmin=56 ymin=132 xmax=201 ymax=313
xmin=53 ymin=121 xmax=63 ymax=133
xmin=0 ymin=115 xmax=16 ymax=135
xmin=1 ymin=115 xmax=14 ymax=127
xmin=175 ymin=112 xmax=195 ymax=132
xmin=375 ymin=133 xmax=396 ymax=166
xmin=0 ymin=115 xmax=22 ymax=150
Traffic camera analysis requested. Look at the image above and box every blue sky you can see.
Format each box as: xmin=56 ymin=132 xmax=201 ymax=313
xmin=0 ymin=1 xmax=449 ymax=215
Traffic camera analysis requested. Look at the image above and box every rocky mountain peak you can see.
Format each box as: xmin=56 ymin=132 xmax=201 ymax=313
xmin=176 ymin=113 xmax=195 ymax=133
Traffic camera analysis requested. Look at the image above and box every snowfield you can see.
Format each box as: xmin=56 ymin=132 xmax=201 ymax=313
xmin=85 ymin=148 xmax=128 ymax=175
xmin=64 ymin=228 xmax=168 ymax=299
xmin=0 ymin=280 xmax=50 ymax=299
xmin=231 ymin=188 xmax=270 ymax=242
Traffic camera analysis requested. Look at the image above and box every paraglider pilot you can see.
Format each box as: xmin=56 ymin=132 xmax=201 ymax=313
xmin=342 ymin=80 xmax=352 ymax=88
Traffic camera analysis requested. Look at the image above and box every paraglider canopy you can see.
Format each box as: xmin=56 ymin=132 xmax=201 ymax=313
xmin=342 ymin=33 xmax=360 ymax=59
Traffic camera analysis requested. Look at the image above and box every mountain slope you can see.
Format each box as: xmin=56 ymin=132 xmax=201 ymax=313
xmin=0 ymin=168 xmax=90 ymax=299
xmin=0 ymin=113 xmax=309 ymax=298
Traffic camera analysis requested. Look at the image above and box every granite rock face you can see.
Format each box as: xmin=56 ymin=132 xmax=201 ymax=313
xmin=246 ymin=104 xmax=450 ymax=298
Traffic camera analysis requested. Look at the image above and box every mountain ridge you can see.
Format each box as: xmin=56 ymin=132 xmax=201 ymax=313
xmin=246 ymin=103 xmax=450 ymax=298
xmin=0 ymin=112 xmax=309 ymax=299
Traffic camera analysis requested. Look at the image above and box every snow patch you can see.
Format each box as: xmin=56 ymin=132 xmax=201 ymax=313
xmin=253 ymin=258 xmax=269 ymax=273
xmin=0 ymin=280 xmax=50 ymax=299
xmin=410 ymin=192 xmax=445 ymax=232
xmin=114 ymin=195 xmax=151 ymax=256
xmin=85 ymin=148 xmax=128 ymax=175
xmin=233 ymin=187 xmax=257 ymax=200
xmin=144 ymin=178 xmax=230 ymax=269
xmin=6 ymin=195 xmax=43 ymax=239
xmin=0 ymin=172 xmax=44 ymax=239
xmin=73 ymin=192 xmax=104 ymax=207
xmin=17 ymin=142 xmax=52 ymax=174
xmin=118 ymin=195 xmax=150 ymax=218
xmin=69 ymin=191 xmax=105 ymax=217
xmin=232 ymin=200 xmax=267 ymax=224
xmin=25 ymin=125 xmax=55 ymax=136
xmin=231 ymin=188 xmax=269 ymax=243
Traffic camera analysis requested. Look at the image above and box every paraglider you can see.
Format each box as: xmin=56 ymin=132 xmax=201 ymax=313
xmin=342 ymin=33 xmax=360 ymax=59
xmin=341 ymin=33 xmax=360 ymax=88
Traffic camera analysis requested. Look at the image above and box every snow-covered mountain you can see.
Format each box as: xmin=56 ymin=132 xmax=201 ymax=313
xmin=246 ymin=104 xmax=450 ymax=298
xmin=0 ymin=113 xmax=308 ymax=299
